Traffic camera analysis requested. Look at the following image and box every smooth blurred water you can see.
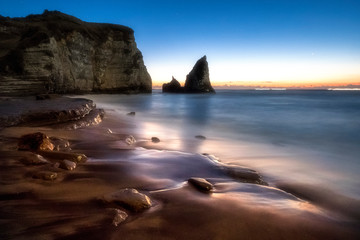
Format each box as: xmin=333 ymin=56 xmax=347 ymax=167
xmin=85 ymin=90 xmax=360 ymax=199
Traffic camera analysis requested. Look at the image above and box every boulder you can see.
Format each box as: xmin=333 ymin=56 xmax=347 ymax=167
xmin=162 ymin=76 xmax=183 ymax=93
xmin=103 ymin=188 xmax=152 ymax=212
xmin=151 ymin=137 xmax=160 ymax=143
xmin=188 ymin=177 xmax=214 ymax=192
xmin=59 ymin=159 xmax=77 ymax=171
xmin=18 ymin=132 xmax=54 ymax=151
xmin=184 ymin=56 xmax=215 ymax=93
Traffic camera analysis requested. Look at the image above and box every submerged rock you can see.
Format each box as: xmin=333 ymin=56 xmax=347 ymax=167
xmin=184 ymin=56 xmax=215 ymax=93
xmin=195 ymin=135 xmax=206 ymax=140
xmin=103 ymin=188 xmax=152 ymax=212
xmin=224 ymin=165 xmax=267 ymax=185
xmin=151 ymin=137 xmax=160 ymax=143
xmin=33 ymin=171 xmax=58 ymax=180
xmin=188 ymin=177 xmax=214 ymax=193
xmin=18 ymin=132 xmax=54 ymax=151
xmin=37 ymin=150 xmax=87 ymax=163
xmin=20 ymin=153 xmax=49 ymax=165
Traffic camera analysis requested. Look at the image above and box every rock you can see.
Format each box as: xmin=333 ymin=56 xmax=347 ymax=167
xmin=0 ymin=97 xmax=99 ymax=128
xmin=33 ymin=171 xmax=58 ymax=180
xmin=111 ymin=209 xmax=128 ymax=226
xmin=195 ymin=135 xmax=206 ymax=140
xmin=224 ymin=165 xmax=267 ymax=185
xmin=0 ymin=10 xmax=152 ymax=96
xmin=50 ymin=137 xmax=70 ymax=151
xmin=162 ymin=76 xmax=183 ymax=93
xmin=103 ymin=188 xmax=152 ymax=212
xmin=184 ymin=56 xmax=215 ymax=93
xmin=37 ymin=150 xmax=87 ymax=163
xmin=61 ymin=108 xmax=105 ymax=130
xmin=127 ymin=112 xmax=136 ymax=116
xmin=161 ymin=56 xmax=215 ymax=93
xmin=125 ymin=135 xmax=136 ymax=145
xmin=151 ymin=137 xmax=160 ymax=143
xmin=20 ymin=153 xmax=49 ymax=165
xmin=59 ymin=159 xmax=76 ymax=171
xmin=188 ymin=177 xmax=214 ymax=192
xmin=36 ymin=94 xmax=60 ymax=100
xmin=18 ymin=132 xmax=54 ymax=151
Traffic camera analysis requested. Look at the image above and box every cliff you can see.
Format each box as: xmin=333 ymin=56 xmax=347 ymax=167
xmin=162 ymin=56 xmax=215 ymax=93
xmin=0 ymin=10 xmax=152 ymax=96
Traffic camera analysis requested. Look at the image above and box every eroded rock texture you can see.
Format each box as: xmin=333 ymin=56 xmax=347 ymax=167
xmin=0 ymin=10 xmax=152 ymax=96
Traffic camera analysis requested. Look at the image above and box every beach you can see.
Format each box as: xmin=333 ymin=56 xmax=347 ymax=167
xmin=1 ymin=93 xmax=359 ymax=240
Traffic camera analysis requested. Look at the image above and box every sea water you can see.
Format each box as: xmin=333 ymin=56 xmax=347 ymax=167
xmin=85 ymin=90 xmax=360 ymax=201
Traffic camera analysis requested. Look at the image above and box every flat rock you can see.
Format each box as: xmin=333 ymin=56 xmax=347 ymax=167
xmin=224 ymin=165 xmax=267 ymax=185
xmin=37 ymin=150 xmax=87 ymax=163
xmin=188 ymin=177 xmax=214 ymax=192
xmin=20 ymin=153 xmax=49 ymax=165
xmin=18 ymin=132 xmax=54 ymax=151
xmin=0 ymin=97 xmax=96 ymax=128
xmin=103 ymin=188 xmax=152 ymax=212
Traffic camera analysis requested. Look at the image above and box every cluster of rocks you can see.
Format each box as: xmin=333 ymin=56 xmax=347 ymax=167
xmin=17 ymin=131 xmax=152 ymax=226
xmin=162 ymin=56 xmax=215 ymax=93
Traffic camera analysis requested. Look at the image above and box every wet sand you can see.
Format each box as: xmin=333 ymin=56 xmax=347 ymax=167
xmin=1 ymin=101 xmax=359 ymax=239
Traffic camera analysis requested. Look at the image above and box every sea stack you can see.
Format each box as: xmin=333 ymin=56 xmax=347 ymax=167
xmin=0 ymin=10 xmax=152 ymax=96
xmin=162 ymin=56 xmax=215 ymax=93
xmin=184 ymin=55 xmax=215 ymax=93
xmin=162 ymin=76 xmax=183 ymax=93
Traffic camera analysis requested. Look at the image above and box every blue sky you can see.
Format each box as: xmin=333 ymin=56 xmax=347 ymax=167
xmin=1 ymin=0 xmax=360 ymax=87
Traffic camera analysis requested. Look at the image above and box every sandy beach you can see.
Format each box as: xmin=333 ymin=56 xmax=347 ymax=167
xmin=1 ymin=96 xmax=359 ymax=240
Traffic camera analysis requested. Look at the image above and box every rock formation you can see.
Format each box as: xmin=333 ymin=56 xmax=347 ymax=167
xmin=162 ymin=56 xmax=215 ymax=93
xmin=0 ymin=10 xmax=152 ymax=96
xmin=162 ymin=76 xmax=183 ymax=93
xmin=184 ymin=55 xmax=215 ymax=93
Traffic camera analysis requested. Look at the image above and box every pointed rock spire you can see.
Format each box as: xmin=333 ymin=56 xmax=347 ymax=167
xmin=184 ymin=55 xmax=215 ymax=93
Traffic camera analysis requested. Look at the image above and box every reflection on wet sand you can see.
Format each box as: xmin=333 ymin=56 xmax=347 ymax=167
xmin=0 ymin=111 xmax=359 ymax=240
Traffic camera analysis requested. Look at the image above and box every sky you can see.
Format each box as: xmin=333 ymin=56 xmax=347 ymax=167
xmin=1 ymin=0 xmax=360 ymax=88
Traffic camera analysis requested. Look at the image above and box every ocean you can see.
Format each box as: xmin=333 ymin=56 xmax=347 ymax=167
xmin=85 ymin=89 xmax=360 ymax=201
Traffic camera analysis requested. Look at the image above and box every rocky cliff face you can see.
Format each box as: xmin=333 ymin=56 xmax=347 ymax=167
xmin=0 ymin=10 xmax=152 ymax=96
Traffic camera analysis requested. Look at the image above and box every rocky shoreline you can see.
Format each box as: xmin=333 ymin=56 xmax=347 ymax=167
xmin=0 ymin=97 xmax=359 ymax=240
